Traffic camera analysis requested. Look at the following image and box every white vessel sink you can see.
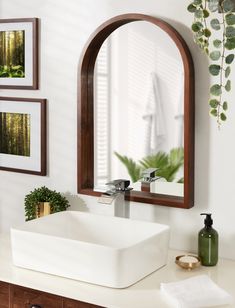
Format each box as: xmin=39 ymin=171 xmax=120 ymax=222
xmin=11 ymin=211 xmax=170 ymax=288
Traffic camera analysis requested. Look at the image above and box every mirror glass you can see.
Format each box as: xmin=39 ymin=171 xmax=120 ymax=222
xmin=93 ymin=21 xmax=184 ymax=197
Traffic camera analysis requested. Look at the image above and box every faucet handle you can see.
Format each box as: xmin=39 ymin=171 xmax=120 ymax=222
xmin=141 ymin=168 xmax=161 ymax=183
xmin=106 ymin=179 xmax=132 ymax=192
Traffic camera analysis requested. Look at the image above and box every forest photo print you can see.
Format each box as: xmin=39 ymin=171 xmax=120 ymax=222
xmin=0 ymin=97 xmax=46 ymax=175
xmin=0 ymin=18 xmax=38 ymax=89
xmin=0 ymin=112 xmax=30 ymax=157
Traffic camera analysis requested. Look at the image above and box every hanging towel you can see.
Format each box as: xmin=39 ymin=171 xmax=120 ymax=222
xmin=161 ymin=274 xmax=233 ymax=308
xmin=143 ymin=72 xmax=166 ymax=156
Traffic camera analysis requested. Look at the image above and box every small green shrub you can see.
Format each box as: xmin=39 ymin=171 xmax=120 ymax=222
xmin=24 ymin=186 xmax=70 ymax=221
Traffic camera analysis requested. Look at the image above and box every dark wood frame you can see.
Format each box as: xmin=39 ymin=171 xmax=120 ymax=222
xmin=0 ymin=18 xmax=39 ymax=89
xmin=0 ymin=97 xmax=46 ymax=175
xmin=78 ymin=13 xmax=195 ymax=209
xmin=0 ymin=281 xmax=103 ymax=307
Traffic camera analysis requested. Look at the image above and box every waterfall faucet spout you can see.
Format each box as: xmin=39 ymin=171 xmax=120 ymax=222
xmin=104 ymin=179 xmax=132 ymax=218
xmin=140 ymin=168 xmax=163 ymax=192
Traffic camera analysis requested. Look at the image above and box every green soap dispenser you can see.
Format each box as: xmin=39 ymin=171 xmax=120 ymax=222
xmin=198 ymin=213 xmax=218 ymax=266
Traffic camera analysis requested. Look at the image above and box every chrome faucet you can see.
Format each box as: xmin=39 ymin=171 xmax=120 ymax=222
xmin=140 ymin=168 xmax=161 ymax=192
xmin=141 ymin=168 xmax=161 ymax=183
xmin=104 ymin=179 xmax=132 ymax=218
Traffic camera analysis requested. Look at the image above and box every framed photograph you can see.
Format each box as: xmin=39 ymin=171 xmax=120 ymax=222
xmin=0 ymin=97 xmax=46 ymax=175
xmin=0 ymin=18 xmax=38 ymax=89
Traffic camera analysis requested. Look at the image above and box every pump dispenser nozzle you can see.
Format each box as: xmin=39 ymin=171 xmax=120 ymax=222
xmin=201 ymin=213 xmax=213 ymax=227
xmin=200 ymin=213 xmax=213 ymax=228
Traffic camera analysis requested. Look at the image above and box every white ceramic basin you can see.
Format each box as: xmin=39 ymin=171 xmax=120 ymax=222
xmin=11 ymin=211 xmax=170 ymax=288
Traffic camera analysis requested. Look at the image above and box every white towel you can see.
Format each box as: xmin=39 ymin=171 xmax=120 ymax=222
xmin=143 ymin=72 xmax=166 ymax=155
xmin=161 ymin=274 xmax=233 ymax=308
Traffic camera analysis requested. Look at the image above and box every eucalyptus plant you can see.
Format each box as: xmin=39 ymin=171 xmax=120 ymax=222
xmin=187 ymin=0 xmax=235 ymax=126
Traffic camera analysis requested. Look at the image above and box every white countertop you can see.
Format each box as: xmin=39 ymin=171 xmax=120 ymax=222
xmin=0 ymin=233 xmax=234 ymax=308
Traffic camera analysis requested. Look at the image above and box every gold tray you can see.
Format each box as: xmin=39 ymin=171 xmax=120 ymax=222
xmin=175 ymin=254 xmax=201 ymax=270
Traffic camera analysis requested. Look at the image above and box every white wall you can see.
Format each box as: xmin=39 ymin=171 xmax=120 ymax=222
xmin=0 ymin=0 xmax=235 ymax=260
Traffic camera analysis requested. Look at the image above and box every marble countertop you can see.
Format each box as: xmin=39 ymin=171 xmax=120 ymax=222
xmin=0 ymin=233 xmax=234 ymax=308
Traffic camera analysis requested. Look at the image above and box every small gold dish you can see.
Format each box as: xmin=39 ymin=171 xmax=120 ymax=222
xmin=175 ymin=254 xmax=201 ymax=270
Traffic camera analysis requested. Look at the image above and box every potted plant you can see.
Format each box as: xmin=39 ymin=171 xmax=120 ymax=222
xmin=24 ymin=186 xmax=70 ymax=221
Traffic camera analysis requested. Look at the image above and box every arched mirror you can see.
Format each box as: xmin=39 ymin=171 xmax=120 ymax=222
xmin=78 ymin=14 xmax=194 ymax=209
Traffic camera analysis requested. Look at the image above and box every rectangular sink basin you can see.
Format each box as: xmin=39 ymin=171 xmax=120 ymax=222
xmin=11 ymin=211 xmax=170 ymax=288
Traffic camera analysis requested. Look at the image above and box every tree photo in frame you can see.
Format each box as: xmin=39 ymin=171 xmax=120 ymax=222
xmin=0 ymin=18 xmax=38 ymax=89
xmin=0 ymin=97 xmax=46 ymax=175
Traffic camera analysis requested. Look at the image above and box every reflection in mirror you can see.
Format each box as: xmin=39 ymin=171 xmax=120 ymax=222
xmin=94 ymin=21 xmax=184 ymax=197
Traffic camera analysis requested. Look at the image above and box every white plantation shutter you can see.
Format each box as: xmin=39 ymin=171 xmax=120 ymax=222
xmin=94 ymin=40 xmax=110 ymax=189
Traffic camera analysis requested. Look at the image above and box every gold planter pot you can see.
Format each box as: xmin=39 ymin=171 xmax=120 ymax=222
xmin=36 ymin=202 xmax=51 ymax=218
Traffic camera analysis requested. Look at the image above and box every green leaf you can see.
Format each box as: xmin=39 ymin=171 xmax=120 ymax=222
xmin=204 ymin=39 xmax=209 ymax=46
xmin=225 ymin=13 xmax=235 ymax=25
xmin=225 ymin=37 xmax=235 ymax=49
xmin=209 ymin=50 xmax=221 ymax=60
xmin=225 ymin=54 xmax=235 ymax=63
xmin=223 ymin=0 xmax=235 ymax=12
xmin=194 ymin=0 xmax=202 ymax=4
xmin=203 ymin=9 xmax=210 ymax=17
xmin=210 ymin=109 xmax=218 ymax=116
xmin=211 ymin=18 xmax=221 ymax=30
xmin=226 ymin=26 xmax=235 ymax=37
xmin=210 ymin=84 xmax=222 ymax=96
xmin=223 ymin=101 xmax=228 ymax=110
xmin=209 ymin=99 xmax=220 ymax=108
xmin=204 ymin=28 xmax=212 ymax=37
xmin=195 ymin=9 xmax=204 ymax=18
xmin=140 ymin=152 xmax=168 ymax=170
xmin=213 ymin=39 xmax=222 ymax=48
xmin=196 ymin=30 xmax=204 ymax=38
xmin=168 ymin=148 xmax=184 ymax=167
xmin=192 ymin=22 xmax=203 ymax=32
xmin=209 ymin=64 xmax=221 ymax=75
xmin=187 ymin=3 xmax=197 ymax=12
xmin=225 ymin=66 xmax=231 ymax=77
xmin=220 ymin=113 xmax=227 ymax=121
xmin=194 ymin=37 xmax=203 ymax=48
xmin=225 ymin=79 xmax=231 ymax=91
xmin=208 ymin=0 xmax=219 ymax=12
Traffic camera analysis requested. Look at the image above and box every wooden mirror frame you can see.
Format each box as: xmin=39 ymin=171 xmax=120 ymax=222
xmin=78 ymin=13 xmax=195 ymax=209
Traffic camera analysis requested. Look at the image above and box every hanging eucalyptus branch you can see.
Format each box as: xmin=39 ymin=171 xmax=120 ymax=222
xmin=187 ymin=0 xmax=235 ymax=126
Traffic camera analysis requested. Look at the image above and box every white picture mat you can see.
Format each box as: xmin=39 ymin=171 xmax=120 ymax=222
xmin=0 ymin=100 xmax=41 ymax=171
xmin=0 ymin=22 xmax=33 ymax=86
